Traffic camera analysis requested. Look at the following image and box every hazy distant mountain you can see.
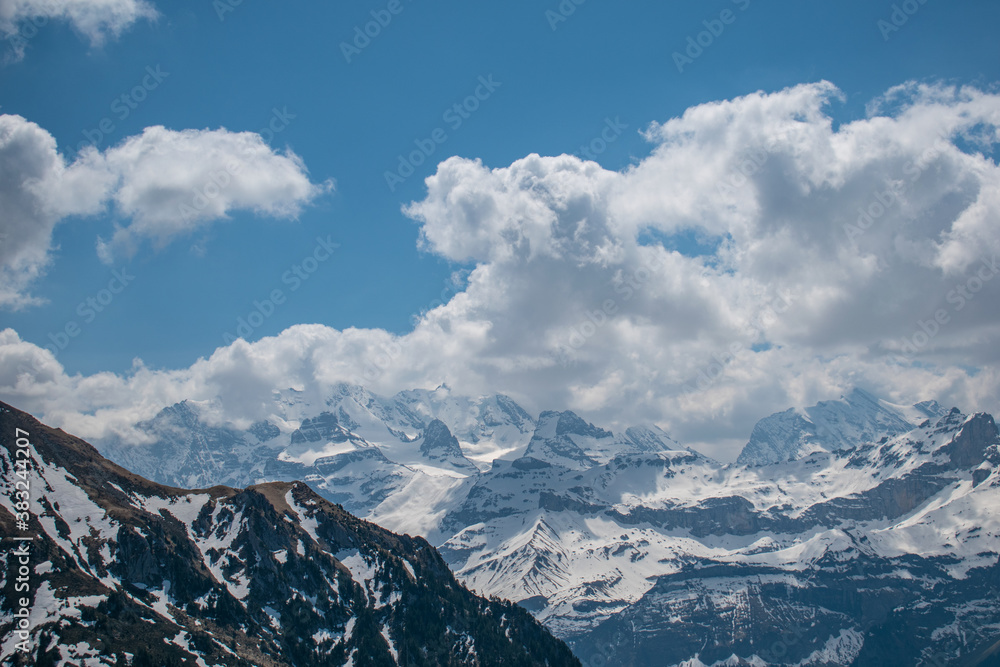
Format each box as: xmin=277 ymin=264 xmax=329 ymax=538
xmin=736 ymin=388 xmax=948 ymax=466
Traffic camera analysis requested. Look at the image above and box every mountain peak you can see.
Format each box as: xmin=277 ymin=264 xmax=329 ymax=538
xmin=418 ymin=418 xmax=478 ymax=472
xmin=522 ymin=412 xmax=601 ymax=470
xmin=844 ymin=386 xmax=880 ymax=404
xmin=420 ymin=419 xmax=461 ymax=455
xmin=556 ymin=411 xmax=613 ymax=438
xmin=913 ymin=399 xmax=947 ymax=419
xmin=623 ymin=425 xmax=682 ymax=453
xmin=145 ymin=399 xmax=201 ymax=426
xmin=943 ymin=411 xmax=999 ymax=469
xmin=535 ymin=410 xmax=611 ymax=440
xmin=737 ymin=389 xmax=927 ymax=466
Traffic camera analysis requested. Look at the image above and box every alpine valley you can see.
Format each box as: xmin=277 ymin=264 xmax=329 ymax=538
xmin=6 ymin=384 xmax=1000 ymax=666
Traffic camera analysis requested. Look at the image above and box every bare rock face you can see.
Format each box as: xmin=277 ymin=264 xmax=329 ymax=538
xmin=417 ymin=419 xmax=478 ymax=473
xmin=943 ymin=411 xmax=997 ymax=469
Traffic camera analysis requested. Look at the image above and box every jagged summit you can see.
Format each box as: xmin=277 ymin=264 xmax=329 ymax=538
xmin=549 ymin=410 xmax=613 ymax=439
xmin=521 ymin=411 xmax=602 ymax=471
xmin=622 ymin=424 xmax=682 ymax=452
xmin=417 ymin=419 xmax=478 ymax=473
xmin=420 ymin=418 xmax=463 ymax=456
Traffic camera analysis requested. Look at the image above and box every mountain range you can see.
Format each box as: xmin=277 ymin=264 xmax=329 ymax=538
xmin=0 ymin=400 xmax=580 ymax=666
xmin=14 ymin=384 xmax=1000 ymax=666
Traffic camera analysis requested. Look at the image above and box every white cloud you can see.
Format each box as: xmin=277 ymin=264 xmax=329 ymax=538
xmin=98 ymin=125 xmax=333 ymax=260
xmin=0 ymin=0 xmax=157 ymax=60
xmin=0 ymin=114 xmax=112 ymax=308
xmin=2 ymin=81 xmax=1000 ymax=458
xmin=407 ymin=154 xmax=620 ymax=264
xmin=0 ymin=114 xmax=331 ymax=305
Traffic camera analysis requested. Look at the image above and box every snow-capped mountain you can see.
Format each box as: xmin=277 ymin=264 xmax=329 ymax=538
xmin=0 ymin=401 xmax=580 ymax=666
xmin=570 ymin=408 xmax=1000 ymax=665
xmin=520 ymin=410 xmax=606 ymax=470
xmin=94 ymin=386 xmax=1000 ymax=666
xmin=736 ymin=388 xmax=947 ymax=466
xmin=393 ymin=387 xmax=537 ymax=465
xmin=520 ymin=411 xmax=684 ymax=471
xmin=414 ymin=419 xmax=479 ymax=474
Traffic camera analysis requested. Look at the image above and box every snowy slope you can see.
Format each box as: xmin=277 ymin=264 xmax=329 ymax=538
xmin=394 ymin=386 xmax=537 ymax=464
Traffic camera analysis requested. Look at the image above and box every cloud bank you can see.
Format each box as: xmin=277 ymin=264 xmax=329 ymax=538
xmin=2 ymin=81 xmax=999 ymax=458
xmin=0 ymin=114 xmax=331 ymax=307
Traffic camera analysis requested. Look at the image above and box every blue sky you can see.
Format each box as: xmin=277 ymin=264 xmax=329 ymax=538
xmin=2 ymin=0 xmax=999 ymax=457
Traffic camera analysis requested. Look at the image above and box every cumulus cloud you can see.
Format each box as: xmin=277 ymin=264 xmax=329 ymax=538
xmin=0 ymin=114 xmax=112 ymax=308
xmin=0 ymin=0 xmax=157 ymax=60
xmin=97 ymin=125 xmax=333 ymax=260
xmin=2 ymin=81 xmax=1000 ymax=458
xmin=0 ymin=114 xmax=331 ymax=305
